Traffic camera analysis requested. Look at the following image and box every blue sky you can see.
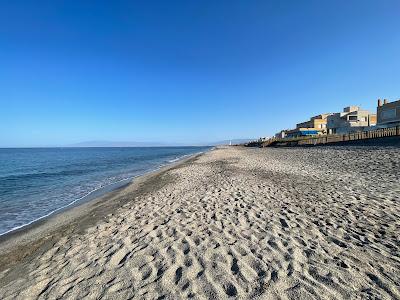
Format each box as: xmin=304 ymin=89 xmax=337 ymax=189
xmin=1 ymin=0 xmax=399 ymax=147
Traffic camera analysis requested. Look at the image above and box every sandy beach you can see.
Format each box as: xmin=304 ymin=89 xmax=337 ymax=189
xmin=0 ymin=146 xmax=399 ymax=299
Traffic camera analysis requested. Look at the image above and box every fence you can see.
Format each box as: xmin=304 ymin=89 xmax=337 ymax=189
xmin=259 ymin=125 xmax=400 ymax=147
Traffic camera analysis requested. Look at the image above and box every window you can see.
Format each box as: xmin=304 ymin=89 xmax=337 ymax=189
xmin=348 ymin=115 xmax=358 ymax=121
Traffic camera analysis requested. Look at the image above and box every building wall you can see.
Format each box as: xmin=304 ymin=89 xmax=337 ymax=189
xmin=377 ymin=100 xmax=400 ymax=127
xmin=275 ymin=130 xmax=287 ymax=139
xmin=296 ymin=120 xmax=312 ymax=129
xmin=296 ymin=114 xmax=330 ymax=131
xmin=370 ymin=115 xmax=377 ymax=126
xmin=313 ymin=119 xmax=327 ymax=129
xmin=344 ymin=106 xmax=359 ymax=113
xmin=327 ymin=107 xmax=375 ymax=134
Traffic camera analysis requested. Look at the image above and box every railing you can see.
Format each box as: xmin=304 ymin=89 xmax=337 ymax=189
xmin=259 ymin=125 xmax=400 ymax=147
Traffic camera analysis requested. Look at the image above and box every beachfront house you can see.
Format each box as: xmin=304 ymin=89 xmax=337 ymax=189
xmin=327 ymin=106 xmax=376 ymax=135
xmin=377 ymin=99 xmax=400 ymax=128
xmin=275 ymin=130 xmax=288 ymax=139
xmin=285 ymin=114 xmax=331 ymax=138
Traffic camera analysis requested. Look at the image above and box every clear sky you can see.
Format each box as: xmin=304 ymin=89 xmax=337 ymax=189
xmin=1 ymin=0 xmax=399 ymax=147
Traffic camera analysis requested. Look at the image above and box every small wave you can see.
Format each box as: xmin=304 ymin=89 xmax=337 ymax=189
xmin=168 ymin=157 xmax=180 ymax=163
xmin=168 ymin=153 xmax=197 ymax=163
xmin=0 ymin=149 xmax=210 ymax=237
xmin=0 ymin=168 xmax=90 ymax=182
xmin=0 ymin=175 xmax=136 ymax=236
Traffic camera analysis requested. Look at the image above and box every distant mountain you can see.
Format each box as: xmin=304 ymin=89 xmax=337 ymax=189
xmin=66 ymin=139 xmax=254 ymax=147
xmin=66 ymin=141 xmax=180 ymax=147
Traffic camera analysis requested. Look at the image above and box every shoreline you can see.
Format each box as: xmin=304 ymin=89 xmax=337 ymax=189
xmin=0 ymin=150 xmax=206 ymax=273
xmin=0 ymin=177 xmax=133 ymax=238
xmin=0 ymin=149 xmax=208 ymax=239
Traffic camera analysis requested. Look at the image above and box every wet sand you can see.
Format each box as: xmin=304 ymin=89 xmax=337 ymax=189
xmin=0 ymin=146 xmax=399 ymax=299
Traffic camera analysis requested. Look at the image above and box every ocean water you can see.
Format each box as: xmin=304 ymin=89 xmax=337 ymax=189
xmin=0 ymin=146 xmax=209 ymax=235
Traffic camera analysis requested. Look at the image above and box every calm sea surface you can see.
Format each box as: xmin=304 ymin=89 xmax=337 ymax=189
xmin=0 ymin=147 xmax=209 ymax=235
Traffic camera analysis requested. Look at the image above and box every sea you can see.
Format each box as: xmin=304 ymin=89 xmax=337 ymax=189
xmin=0 ymin=146 xmax=210 ymax=236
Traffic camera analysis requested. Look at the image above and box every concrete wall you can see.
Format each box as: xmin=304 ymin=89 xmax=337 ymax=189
xmin=377 ymin=99 xmax=400 ymax=126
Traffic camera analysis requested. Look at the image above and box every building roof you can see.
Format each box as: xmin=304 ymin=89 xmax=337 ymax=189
xmin=379 ymin=99 xmax=400 ymax=107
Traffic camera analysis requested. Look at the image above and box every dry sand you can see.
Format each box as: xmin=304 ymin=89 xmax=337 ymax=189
xmin=0 ymin=146 xmax=399 ymax=299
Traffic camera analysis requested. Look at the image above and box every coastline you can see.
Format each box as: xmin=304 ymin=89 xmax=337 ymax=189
xmin=1 ymin=146 xmax=399 ymax=299
xmin=0 ymin=149 xmax=209 ymax=238
xmin=0 ymin=150 xmax=206 ymax=273
xmin=0 ymin=176 xmax=132 ymax=238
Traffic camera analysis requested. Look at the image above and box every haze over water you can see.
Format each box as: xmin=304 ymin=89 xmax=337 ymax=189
xmin=0 ymin=147 xmax=209 ymax=235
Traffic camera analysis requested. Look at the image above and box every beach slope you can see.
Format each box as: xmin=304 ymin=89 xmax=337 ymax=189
xmin=0 ymin=146 xmax=399 ymax=299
